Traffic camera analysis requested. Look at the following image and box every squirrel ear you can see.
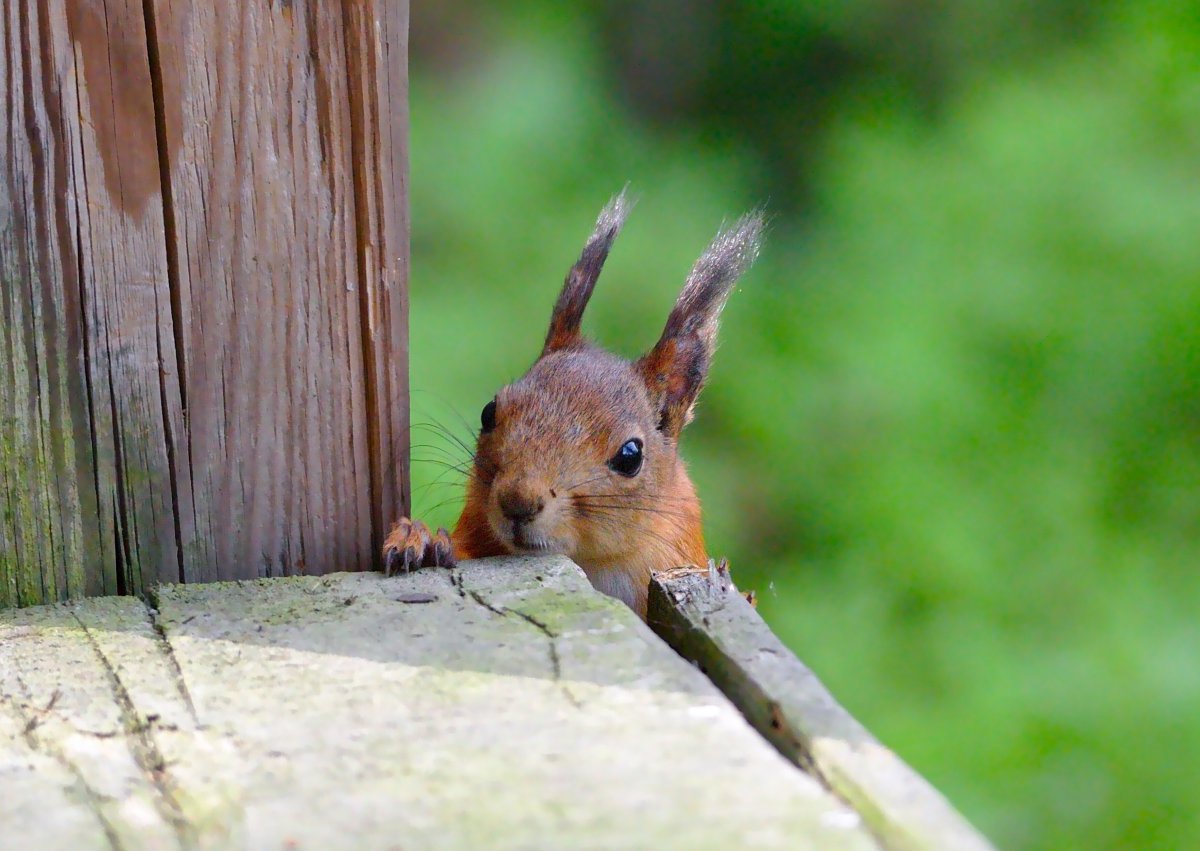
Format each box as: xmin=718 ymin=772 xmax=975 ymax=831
xmin=638 ymin=211 xmax=764 ymax=438
xmin=543 ymin=189 xmax=634 ymax=355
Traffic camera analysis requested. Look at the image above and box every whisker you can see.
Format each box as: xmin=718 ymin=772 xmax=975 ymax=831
xmin=416 ymin=465 xmax=475 ymax=489
xmin=413 ymin=478 xmax=461 ymax=492
xmin=411 ymin=457 xmax=475 ymax=474
xmin=414 ymin=417 xmax=479 ymax=461
xmin=411 ymin=459 xmax=487 ymax=491
xmin=570 ymin=492 xmax=695 ymax=507
xmin=561 ymin=472 xmax=611 ymax=492
xmin=576 ymin=492 xmax=695 ymax=504
xmin=570 ymin=505 xmax=683 ymax=553
xmin=410 ymin=442 xmax=472 ymax=465
xmin=570 ymin=501 xmax=694 ymax=521
xmin=410 ymin=398 xmax=479 ymax=444
xmin=571 ymin=495 xmax=693 ymax=508
xmin=417 ymin=494 xmax=467 ymax=517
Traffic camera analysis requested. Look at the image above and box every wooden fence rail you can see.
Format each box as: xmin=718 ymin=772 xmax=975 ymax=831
xmin=0 ymin=0 xmax=411 ymax=608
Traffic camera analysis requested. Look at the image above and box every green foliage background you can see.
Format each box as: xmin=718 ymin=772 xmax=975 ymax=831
xmin=407 ymin=4 xmax=1199 ymax=848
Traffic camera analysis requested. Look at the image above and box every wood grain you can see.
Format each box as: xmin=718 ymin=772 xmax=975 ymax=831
xmin=1 ymin=557 xmax=883 ymax=850
xmin=0 ymin=0 xmax=411 ymax=606
xmin=149 ymin=0 xmax=372 ymax=582
xmin=1 ymin=0 xmax=184 ymax=607
xmin=342 ymin=0 xmax=412 ymax=557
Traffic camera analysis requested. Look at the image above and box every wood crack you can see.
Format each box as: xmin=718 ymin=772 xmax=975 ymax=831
xmin=152 ymin=291 xmax=185 ymax=584
xmin=451 ymin=569 xmax=581 ymax=708
xmin=505 ymin=606 xmax=581 ymax=709
xmin=341 ymin=0 xmax=387 ymax=560
xmin=142 ymin=588 xmax=199 ymax=724
xmin=141 ymin=0 xmax=186 ymax=586
xmin=9 ymin=674 xmax=124 ymax=851
xmin=70 ymin=609 xmax=196 ymax=850
xmin=140 ymin=0 xmax=185 ymax=416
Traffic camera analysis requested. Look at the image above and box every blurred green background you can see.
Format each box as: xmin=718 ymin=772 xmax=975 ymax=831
xmin=406 ymin=3 xmax=1199 ymax=848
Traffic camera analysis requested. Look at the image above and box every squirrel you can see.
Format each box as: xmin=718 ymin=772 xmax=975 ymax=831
xmin=383 ymin=190 xmax=763 ymax=618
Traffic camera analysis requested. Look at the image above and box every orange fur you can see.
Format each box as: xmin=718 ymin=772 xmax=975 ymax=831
xmin=383 ymin=192 xmax=762 ymax=619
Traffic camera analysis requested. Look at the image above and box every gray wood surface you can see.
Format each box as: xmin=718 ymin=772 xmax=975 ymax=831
xmin=1 ymin=556 xmax=880 ymax=850
xmin=648 ymin=563 xmax=995 ymax=851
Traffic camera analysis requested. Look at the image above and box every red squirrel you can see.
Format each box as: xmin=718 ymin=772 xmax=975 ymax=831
xmin=383 ymin=191 xmax=763 ymax=617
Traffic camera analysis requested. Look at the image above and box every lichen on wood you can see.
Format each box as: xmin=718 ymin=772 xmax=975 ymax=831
xmin=0 ymin=556 xmax=882 ymax=849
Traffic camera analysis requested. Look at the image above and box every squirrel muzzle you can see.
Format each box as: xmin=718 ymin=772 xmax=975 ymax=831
xmin=491 ymin=476 xmax=567 ymax=554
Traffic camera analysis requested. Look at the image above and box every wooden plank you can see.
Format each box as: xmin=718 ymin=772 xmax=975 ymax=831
xmin=648 ymin=564 xmax=995 ymax=851
xmin=0 ymin=0 xmax=184 ymax=607
xmin=1 ymin=556 xmax=883 ymax=849
xmin=145 ymin=0 xmax=408 ymax=582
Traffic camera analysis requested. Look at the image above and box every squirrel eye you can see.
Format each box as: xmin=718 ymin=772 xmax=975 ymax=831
xmin=481 ymin=399 xmax=498 ymax=434
xmin=608 ymin=438 xmax=644 ymax=477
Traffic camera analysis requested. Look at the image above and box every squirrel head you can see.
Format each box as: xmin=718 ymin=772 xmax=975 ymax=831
xmin=469 ymin=191 xmax=763 ymax=565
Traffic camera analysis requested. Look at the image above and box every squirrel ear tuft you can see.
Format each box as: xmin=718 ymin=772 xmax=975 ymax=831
xmin=638 ymin=211 xmax=765 ymax=438
xmin=543 ymin=188 xmax=635 ymax=355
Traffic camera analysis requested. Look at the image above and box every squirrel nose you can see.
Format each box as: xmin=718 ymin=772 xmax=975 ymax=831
xmin=499 ymin=488 xmax=546 ymax=524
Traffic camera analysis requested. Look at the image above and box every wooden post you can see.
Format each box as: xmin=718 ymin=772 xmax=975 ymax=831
xmin=0 ymin=0 xmax=410 ymax=608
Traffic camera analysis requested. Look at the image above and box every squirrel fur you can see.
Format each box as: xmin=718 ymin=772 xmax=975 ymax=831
xmin=383 ymin=190 xmax=763 ymax=618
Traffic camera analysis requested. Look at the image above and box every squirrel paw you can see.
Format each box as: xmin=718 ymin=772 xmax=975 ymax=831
xmin=382 ymin=518 xmax=456 ymax=575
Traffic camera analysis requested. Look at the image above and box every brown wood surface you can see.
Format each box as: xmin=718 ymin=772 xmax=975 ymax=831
xmin=0 ymin=0 xmax=410 ymax=607
xmin=342 ymin=0 xmax=412 ymax=562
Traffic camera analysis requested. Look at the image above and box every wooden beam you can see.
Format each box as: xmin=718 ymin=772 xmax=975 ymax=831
xmin=1 ymin=556 xmax=884 ymax=849
xmin=648 ymin=564 xmax=995 ymax=851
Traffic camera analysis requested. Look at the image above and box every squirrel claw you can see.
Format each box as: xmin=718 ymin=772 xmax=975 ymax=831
xmin=432 ymin=527 xmax=454 ymax=566
xmin=382 ymin=518 xmax=457 ymax=575
xmin=384 ymin=548 xmax=401 ymax=576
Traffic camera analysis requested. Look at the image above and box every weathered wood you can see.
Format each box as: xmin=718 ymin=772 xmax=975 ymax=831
xmin=342 ymin=0 xmax=412 ymax=556
xmin=1 ymin=1 xmax=411 ymax=605
xmin=149 ymin=0 xmax=377 ymax=582
xmin=648 ymin=564 xmax=995 ymax=851
xmin=1 ymin=556 xmax=882 ymax=849
xmin=1 ymin=0 xmax=184 ymax=607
